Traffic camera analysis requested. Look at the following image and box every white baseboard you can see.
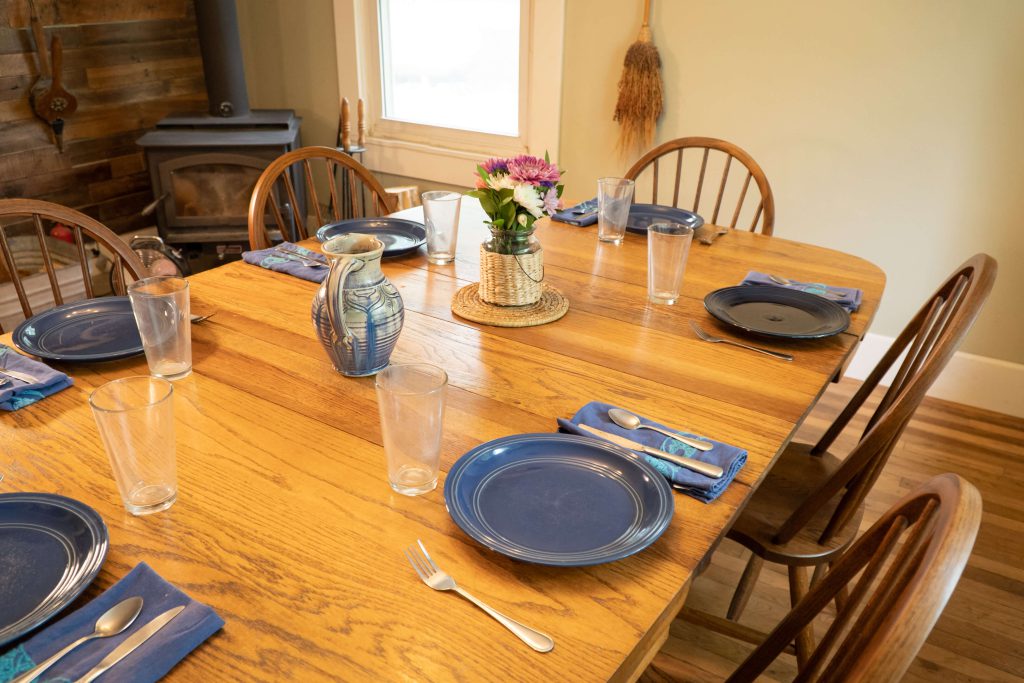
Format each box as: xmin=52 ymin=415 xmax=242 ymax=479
xmin=845 ymin=333 xmax=1024 ymax=419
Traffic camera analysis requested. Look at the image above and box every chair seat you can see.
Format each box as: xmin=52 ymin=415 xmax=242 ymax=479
xmin=727 ymin=442 xmax=865 ymax=566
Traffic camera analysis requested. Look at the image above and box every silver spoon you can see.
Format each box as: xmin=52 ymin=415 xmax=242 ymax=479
xmin=767 ymin=274 xmax=846 ymax=300
xmin=11 ymin=597 xmax=144 ymax=683
xmin=608 ymin=407 xmax=715 ymax=452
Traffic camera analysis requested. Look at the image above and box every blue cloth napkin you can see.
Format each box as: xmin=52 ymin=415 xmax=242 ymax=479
xmin=741 ymin=271 xmax=863 ymax=312
xmin=557 ymin=401 xmax=747 ymax=503
xmin=551 ymin=197 xmax=598 ymax=226
xmin=241 ymin=241 xmax=328 ymax=283
xmin=0 ymin=563 xmax=224 ymax=683
xmin=0 ymin=345 xmax=73 ymax=412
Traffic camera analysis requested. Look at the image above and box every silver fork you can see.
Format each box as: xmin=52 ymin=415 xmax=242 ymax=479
xmin=272 ymin=247 xmax=326 ymax=268
xmin=404 ymin=540 xmax=554 ymax=652
xmin=690 ymin=321 xmax=794 ymax=362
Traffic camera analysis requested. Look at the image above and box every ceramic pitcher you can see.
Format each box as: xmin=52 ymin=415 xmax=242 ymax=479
xmin=311 ymin=234 xmax=404 ymax=376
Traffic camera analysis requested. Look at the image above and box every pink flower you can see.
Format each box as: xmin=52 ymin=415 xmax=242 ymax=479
xmin=542 ymin=187 xmax=561 ymax=214
xmin=507 ymin=155 xmax=561 ymax=187
xmin=482 ymin=158 xmax=510 ymax=175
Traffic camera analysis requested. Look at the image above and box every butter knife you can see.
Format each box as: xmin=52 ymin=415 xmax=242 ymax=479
xmin=0 ymin=367 xmax=39 ymax=384
xmin=73 ymin=605 xmax=185 ymax=683
xmin=578 ymin=424 xmax=725 ymax=479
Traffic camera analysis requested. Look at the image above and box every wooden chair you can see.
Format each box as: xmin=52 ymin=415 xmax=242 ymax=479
xmin=0 ymin=199 xmax=146 ymax=334
xmin=624 ymin=137 xmax=775 ymax=235
xmin=710 ymin=253 xmax=996 ymax=667
xmin=644 ymin=473 xmax=982 ymax=682
xmin=247 ymin=146 xmax=396 ymax=250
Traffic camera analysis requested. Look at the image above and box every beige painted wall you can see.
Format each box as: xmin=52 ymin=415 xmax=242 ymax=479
xmin=236 ymin=0 xmax=340 ymax=149
xmin=560 ymin=0 xmax=1024 ymax=363
xmin=237 ymin=0 xmax=1023 ymax=364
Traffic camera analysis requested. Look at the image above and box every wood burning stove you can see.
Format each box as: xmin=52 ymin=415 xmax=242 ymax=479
xmin=137 ymin=0 xmax=301 ymax=252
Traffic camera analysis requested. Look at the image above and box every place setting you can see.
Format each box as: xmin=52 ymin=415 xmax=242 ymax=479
xmin=377 ymin=347 xmax=748 ymax=652
xmin=1 ymin=270 xmax=224 ymax=680
xmin=0 ymin=560 xmax=223 ymax=683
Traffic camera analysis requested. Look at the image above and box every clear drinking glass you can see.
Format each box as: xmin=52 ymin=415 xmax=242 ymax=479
xmin=375 ymin=363 xmax=447 ymax=496
xmin=128 ymin=276 xmax=191 ymax=380
xmin=421 ymin=191 xmax=462 ymax=264
xmin=89 ymin=376 xmax=177 ymax=515
xmin=597 ymin=177 xmax=635 ymax=244
xmin=647 ymin=222 xmax=694 ymax=305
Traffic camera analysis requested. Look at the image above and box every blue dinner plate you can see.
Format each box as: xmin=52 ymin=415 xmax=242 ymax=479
xmin=445 ymin=433 xmax=674 ymax=566
xmin=13 ymin=297 xmax=144 ymax=363
xmin=626 ymin=204 xmax=704 ymax=234
xmin=0 ymin=493 xmax=109 ymax=646
xmin=316 ymin=218 xmax=426 ymax=256
xmin=704 ymin=286 xmax=850 ymax=339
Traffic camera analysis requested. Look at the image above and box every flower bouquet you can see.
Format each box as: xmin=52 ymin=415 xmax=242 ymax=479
xmin=467 ymin=154 xmax=564 ymax=256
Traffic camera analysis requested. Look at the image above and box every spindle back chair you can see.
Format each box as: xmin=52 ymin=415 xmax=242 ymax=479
xmin=248 ymin=146 xmax=395 ymax=250
xmin=717 ymin=253 xmax=996 ymax=667
xmin=624 ymin=136 xmax=775 ymax=235
xmin=771 ymin=253 xmax=995 ymax=549
xmin=648 ymin=474 xmax=982 ymax=682
xmin=0 ymin=199 xmax=146 ymax=333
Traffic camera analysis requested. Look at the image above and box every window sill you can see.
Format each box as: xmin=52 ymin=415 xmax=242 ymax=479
xmin=365 ymin=136 xmax=525 ymax=187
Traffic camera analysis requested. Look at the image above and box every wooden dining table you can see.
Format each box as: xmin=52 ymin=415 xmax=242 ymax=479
xmin=1 ymin=201 xmax=884 ymax=681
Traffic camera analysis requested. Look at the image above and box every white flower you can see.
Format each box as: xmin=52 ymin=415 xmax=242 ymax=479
xmin=487 ymin=173 xmax=517 ymax=191
xmin=517 ymin=213 xmax=528 ymax=226
xmin=513 ymin=183 xmax=544 ymax=218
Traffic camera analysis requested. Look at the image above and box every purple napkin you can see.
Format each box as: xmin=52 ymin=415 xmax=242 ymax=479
xmin=0 ymin=563 xmax=223 ymax=683
xmin=242 ymin=242 xmax=328 ymax=283
xmin=741 ymin=271 xmax=862 ymax=312
xmin=557 ymin=401 xmax=747 ymax=503
xmin=0 ymin=345 xmax=73 ymax=412
xmin=551 ymin=198 xmax=598 ymax=226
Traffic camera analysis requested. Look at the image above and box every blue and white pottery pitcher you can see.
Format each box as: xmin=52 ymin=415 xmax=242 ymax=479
xmin=312 ymin=234 xmax=404 ymax=376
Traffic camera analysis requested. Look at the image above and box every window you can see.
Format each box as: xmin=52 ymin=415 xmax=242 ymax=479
xmin=333 ymin=0 xmax=565 ymax=185
xmin=378 ymin=0 xmax=520 ymax=136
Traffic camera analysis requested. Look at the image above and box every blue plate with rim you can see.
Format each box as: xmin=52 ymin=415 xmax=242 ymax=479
xmin=704 ymin=286 xmax=850 ymax=339
xmin=12 ymin=297 xmax=144 ymax=363
xmin=626 ymin=204 xmax=704 ymax=234
xmin=316 ymin=217 xmax=426 ymax=256
xmin=444 ymin=433 xmax=674 ymax=566
xmin=0 ymin=493 xmax=109 ymax=646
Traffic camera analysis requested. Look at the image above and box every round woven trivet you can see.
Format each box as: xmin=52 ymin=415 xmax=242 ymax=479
xmin=451 ymin=283 xmax=569 ymax=328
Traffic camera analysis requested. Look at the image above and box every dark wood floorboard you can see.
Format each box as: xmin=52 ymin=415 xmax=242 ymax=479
xmin=646 ymin=378 xmax=1024 ymax=682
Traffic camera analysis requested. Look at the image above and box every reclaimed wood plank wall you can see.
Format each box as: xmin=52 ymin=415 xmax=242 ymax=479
xmin=0 ymin=0 xmax=207 ymax=233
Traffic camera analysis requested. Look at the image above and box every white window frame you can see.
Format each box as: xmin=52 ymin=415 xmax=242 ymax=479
xmin=332 ymin=0 xmax=564 ymax=186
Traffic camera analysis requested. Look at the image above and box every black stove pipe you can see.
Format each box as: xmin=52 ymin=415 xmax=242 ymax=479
xmin=194 ymin=0 xmax=251 ymax=117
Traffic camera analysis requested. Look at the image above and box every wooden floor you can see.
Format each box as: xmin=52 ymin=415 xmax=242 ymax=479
xmin=645 ymin=378 xmax=1024 ymax=682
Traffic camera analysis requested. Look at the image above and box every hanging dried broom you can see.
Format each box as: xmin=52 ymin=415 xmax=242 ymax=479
xmin=613 ymin=0 xmax=663 ymax=155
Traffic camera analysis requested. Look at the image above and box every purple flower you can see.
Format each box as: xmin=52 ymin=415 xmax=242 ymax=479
xmin=542 ymin=186 xmax=561 ymax=215
xmin=482 ymin=157 xmax=510 ymax=175
xmin=507 ymin=155 xmax=561 ymax=186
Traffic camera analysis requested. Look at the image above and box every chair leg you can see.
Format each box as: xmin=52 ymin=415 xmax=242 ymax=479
xmin=810 ymin=561 xmax=828 ymax=589
xmin=726 ymin=553 xmax=764 ymax=621
xmin=788 ymin=565 xmax=815 ymax=670
xmin=832 ymin=560 xmax=850 ymax=614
